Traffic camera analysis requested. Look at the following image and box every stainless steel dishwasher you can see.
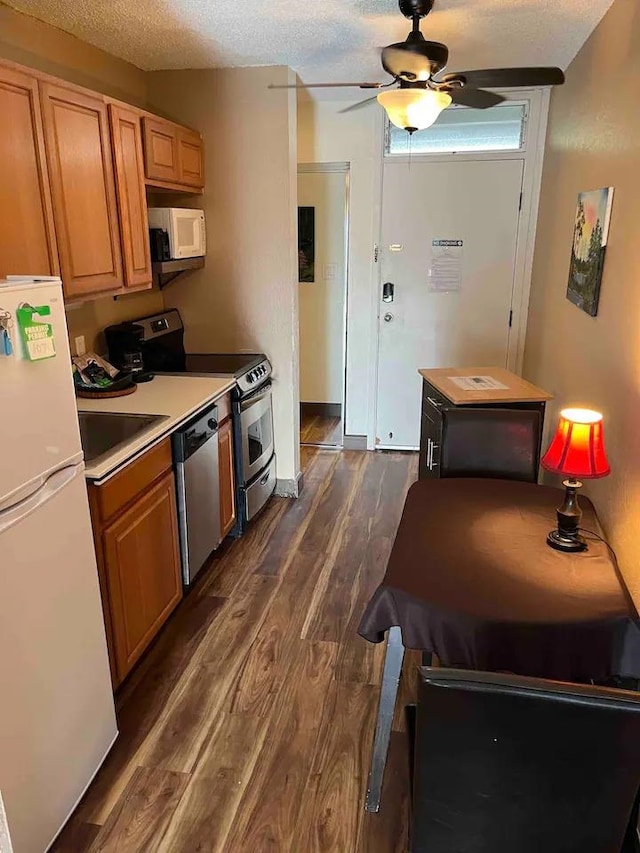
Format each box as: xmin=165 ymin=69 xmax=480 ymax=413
xmin=172 ymin=404 xmax=221 ymax=586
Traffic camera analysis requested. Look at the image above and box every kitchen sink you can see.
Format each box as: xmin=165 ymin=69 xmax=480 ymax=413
xmin=78 ymin=411 xmax=169 ymax=465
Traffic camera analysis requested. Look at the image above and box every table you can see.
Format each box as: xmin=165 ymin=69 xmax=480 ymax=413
xmin=358 ymin=478 xmax=640 ymax=812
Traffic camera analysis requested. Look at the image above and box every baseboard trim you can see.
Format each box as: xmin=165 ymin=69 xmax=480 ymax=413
xmin=342 ymin=434 xmax=367 ymax=451
xmin=275 ymin=470 xmax=304 ymax=498
xmin=300 ymin=401 xmax=342 ymax=418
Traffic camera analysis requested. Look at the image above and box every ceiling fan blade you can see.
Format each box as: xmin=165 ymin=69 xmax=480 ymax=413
xmin=339 ymin=95 xmax=380 ymax=114
xmin=444 ymin=67 xmax=565 ymax=89
xmin=268 ymin=82 xmax=385 ymax=90
xmin=447 ymin=87 xmax=506 ymax=109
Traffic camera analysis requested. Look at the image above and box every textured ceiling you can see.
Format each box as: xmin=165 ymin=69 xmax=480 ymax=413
xmin=6 ymin=0 xmax=615 ymax=86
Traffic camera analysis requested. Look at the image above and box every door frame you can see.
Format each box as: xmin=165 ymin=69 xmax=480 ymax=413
xmin=367 ymin=88 xmax=551 ymax=450
xmin=297 ymin=161 xmax=351 ymax=447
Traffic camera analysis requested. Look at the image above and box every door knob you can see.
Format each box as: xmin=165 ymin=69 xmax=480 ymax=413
xmin=383 ymin=312 xmax=393 ymax=322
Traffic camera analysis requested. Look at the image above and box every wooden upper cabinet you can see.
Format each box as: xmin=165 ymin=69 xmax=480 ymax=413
xmin=0 ymin=66 xmax=58 ymax=279
xmin=142 ymin=116 xmax=179 ymax=183
xmin=40 ymin=82 xmax=123 ymax=299
xmin=142 ymin=116 xmax=204 ymax=189
xmin=109 ymin=104 xmax=152 ymax=290
xmin=178 ymin=128 xmax=204 ymax=188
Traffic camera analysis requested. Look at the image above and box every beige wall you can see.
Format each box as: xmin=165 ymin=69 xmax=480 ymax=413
xmin=0 ymin=3 xmax=147 ymax=104
xmin=65 ymin=291 xmax=164 ymax=355
xmin=0 ymin=2 xmax=164 ymax=352
xmin=298 ymin=170 xmax=347 ymax=405
xmin=147 ymin=66 xmax=300 ymax=487
xmin=297 ymin=98 xmax=383 ymax=438
xmin=524 ymin=0 xmax=640 ymax=603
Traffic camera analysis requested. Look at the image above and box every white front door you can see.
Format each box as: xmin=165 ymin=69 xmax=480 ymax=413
xmin=375 ymin=157 xmax=524 ymax=448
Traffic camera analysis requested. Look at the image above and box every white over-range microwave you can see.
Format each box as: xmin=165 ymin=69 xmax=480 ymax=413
xmin=147 ymin=208 xmax=206 ymax=260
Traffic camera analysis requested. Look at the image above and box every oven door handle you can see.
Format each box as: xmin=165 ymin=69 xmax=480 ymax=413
xmin=240 ymin=383 xmax=272 ymax=410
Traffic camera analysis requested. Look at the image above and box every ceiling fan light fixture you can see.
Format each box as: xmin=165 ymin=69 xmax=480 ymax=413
xmin=377 ymin=88 xmax=452 ymax=133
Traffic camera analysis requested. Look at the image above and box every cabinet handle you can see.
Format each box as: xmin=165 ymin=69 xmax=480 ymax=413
xmin=426 ymin=396 xmax=443 ymax=408
xmin=426 ymin=438 xmax=433 ymax=469
xmin=429 ymin=443 xmax=440 ymax=470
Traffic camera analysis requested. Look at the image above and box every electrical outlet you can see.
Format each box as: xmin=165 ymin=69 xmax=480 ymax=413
xmin=74 ymin=335 xmax=86 ymax=356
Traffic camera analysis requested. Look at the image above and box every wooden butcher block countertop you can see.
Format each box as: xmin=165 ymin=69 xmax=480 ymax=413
xmin=419 ymin=366 xmax=553 ymax=405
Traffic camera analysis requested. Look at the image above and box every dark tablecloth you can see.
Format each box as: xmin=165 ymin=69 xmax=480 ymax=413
xmin=358 ymin=478 xmax=640 ymax=681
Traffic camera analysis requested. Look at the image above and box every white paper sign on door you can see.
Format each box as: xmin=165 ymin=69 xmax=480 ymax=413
xmin=429 ymin=239 xmax=463 ymax=292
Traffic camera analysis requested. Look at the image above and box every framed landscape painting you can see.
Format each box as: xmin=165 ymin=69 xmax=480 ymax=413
xmin=566 ymin=187 xmax=614 ymax=317
xmin=298 ymin=206 xmax=315 ymax=283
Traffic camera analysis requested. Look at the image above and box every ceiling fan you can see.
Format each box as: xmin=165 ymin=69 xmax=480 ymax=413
xmin=270 ymin=0 xmax=565 ymax=134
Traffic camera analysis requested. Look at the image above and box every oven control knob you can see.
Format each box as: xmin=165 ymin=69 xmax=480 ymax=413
xmin=247 ymin=373 xmax=254 ymax=383
xmin=208 ymin=418 xmax=218 ymax=430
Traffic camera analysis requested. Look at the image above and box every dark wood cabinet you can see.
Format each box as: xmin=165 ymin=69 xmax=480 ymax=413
xmin=419 ymin=377 xmax=548 ymax=483
xmin=40 ymin=82 xmax=124 ymax=299
xmin=0 ymin=66 xmax=58 ymax=279
xmin=109 ymin=103 xmax=152 ymax=291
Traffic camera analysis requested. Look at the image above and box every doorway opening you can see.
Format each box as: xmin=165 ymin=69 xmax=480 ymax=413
xmin=298 ymin=163 xmax=349 ymax=448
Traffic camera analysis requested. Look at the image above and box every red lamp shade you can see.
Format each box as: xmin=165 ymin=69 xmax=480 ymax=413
xmin=542 ymin=408 xmax=610 ymax=479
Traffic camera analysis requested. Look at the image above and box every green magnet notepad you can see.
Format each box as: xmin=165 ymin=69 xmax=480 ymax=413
xmin=16 ymin=303 xmax=56 ymax=361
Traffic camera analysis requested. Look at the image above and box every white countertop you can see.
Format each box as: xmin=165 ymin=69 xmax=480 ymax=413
xmin=77 ymin=375 xmax=236 ymax=482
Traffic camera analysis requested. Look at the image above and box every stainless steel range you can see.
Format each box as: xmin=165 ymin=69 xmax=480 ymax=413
xmin=105 ymin=309 xmax=276 ymax=535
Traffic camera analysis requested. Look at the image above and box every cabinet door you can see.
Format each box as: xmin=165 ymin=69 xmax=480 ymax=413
xmin=103 ymin=471 xmax=182 ymax=681
xmin=142 ymin=117 xmax=179 ymax=183
xmin=0 ymin=66 xmax=58 ymax=278
xmin=178 ymin=128 xmax=204 ymax=188
xmin=219 ymin=419 xmax=236 ymax=538
xmin=109 ymin=104 xmax=152 ymax=290
xmin=40 ymin=82 xmax=123 ymax=299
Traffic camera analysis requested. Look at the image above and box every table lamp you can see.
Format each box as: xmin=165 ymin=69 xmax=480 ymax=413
xmin=541 ymin=407 xmax=610 ymax=552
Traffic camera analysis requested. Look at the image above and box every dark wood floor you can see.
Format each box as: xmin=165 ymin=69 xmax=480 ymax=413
xmin=300 ymin=412 xmax=343 ymax=446
xmin=52 ymin=447 xmax=419 ymax=853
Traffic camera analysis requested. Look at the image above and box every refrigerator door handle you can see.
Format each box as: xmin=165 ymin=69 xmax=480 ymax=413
xmin=0 ymin=463 xmax=81 ymax=535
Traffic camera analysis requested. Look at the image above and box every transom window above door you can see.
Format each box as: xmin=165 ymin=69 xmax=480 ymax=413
xmin=385 ymin=102 xmax=527 ymax=156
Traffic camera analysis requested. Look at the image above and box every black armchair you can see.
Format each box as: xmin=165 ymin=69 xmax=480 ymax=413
xmin=409 ymin=667 xmax=640 ymax=853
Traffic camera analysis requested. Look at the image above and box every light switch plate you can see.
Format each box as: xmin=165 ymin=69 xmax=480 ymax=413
xmin=74 ymin=335 xmax=86 ymax=356
xmin=324 ymin=263 xmax=337 ymax=280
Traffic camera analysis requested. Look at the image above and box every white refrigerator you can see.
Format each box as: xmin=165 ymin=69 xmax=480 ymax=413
xmin=0 ymin=279 xmax=117 ymax=853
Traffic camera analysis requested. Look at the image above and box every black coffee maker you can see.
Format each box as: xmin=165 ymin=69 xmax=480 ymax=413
xmin=104 ymin=321 xmax=154 ymax=382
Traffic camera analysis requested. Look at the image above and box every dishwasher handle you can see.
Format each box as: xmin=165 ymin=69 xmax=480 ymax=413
xmin=173 ymin=404 xmax=219 ymax=463
xmin=184 ymin=427 xmax=213 ymax=458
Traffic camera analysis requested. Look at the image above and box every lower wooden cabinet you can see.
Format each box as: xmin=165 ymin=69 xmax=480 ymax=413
xmin=88 ymin=439 xmax=182 ymax=688
xmin=103 ymin=472 xmax=182 ymax=681
xmin=219 ymin=418 xmax=236 ymax=538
